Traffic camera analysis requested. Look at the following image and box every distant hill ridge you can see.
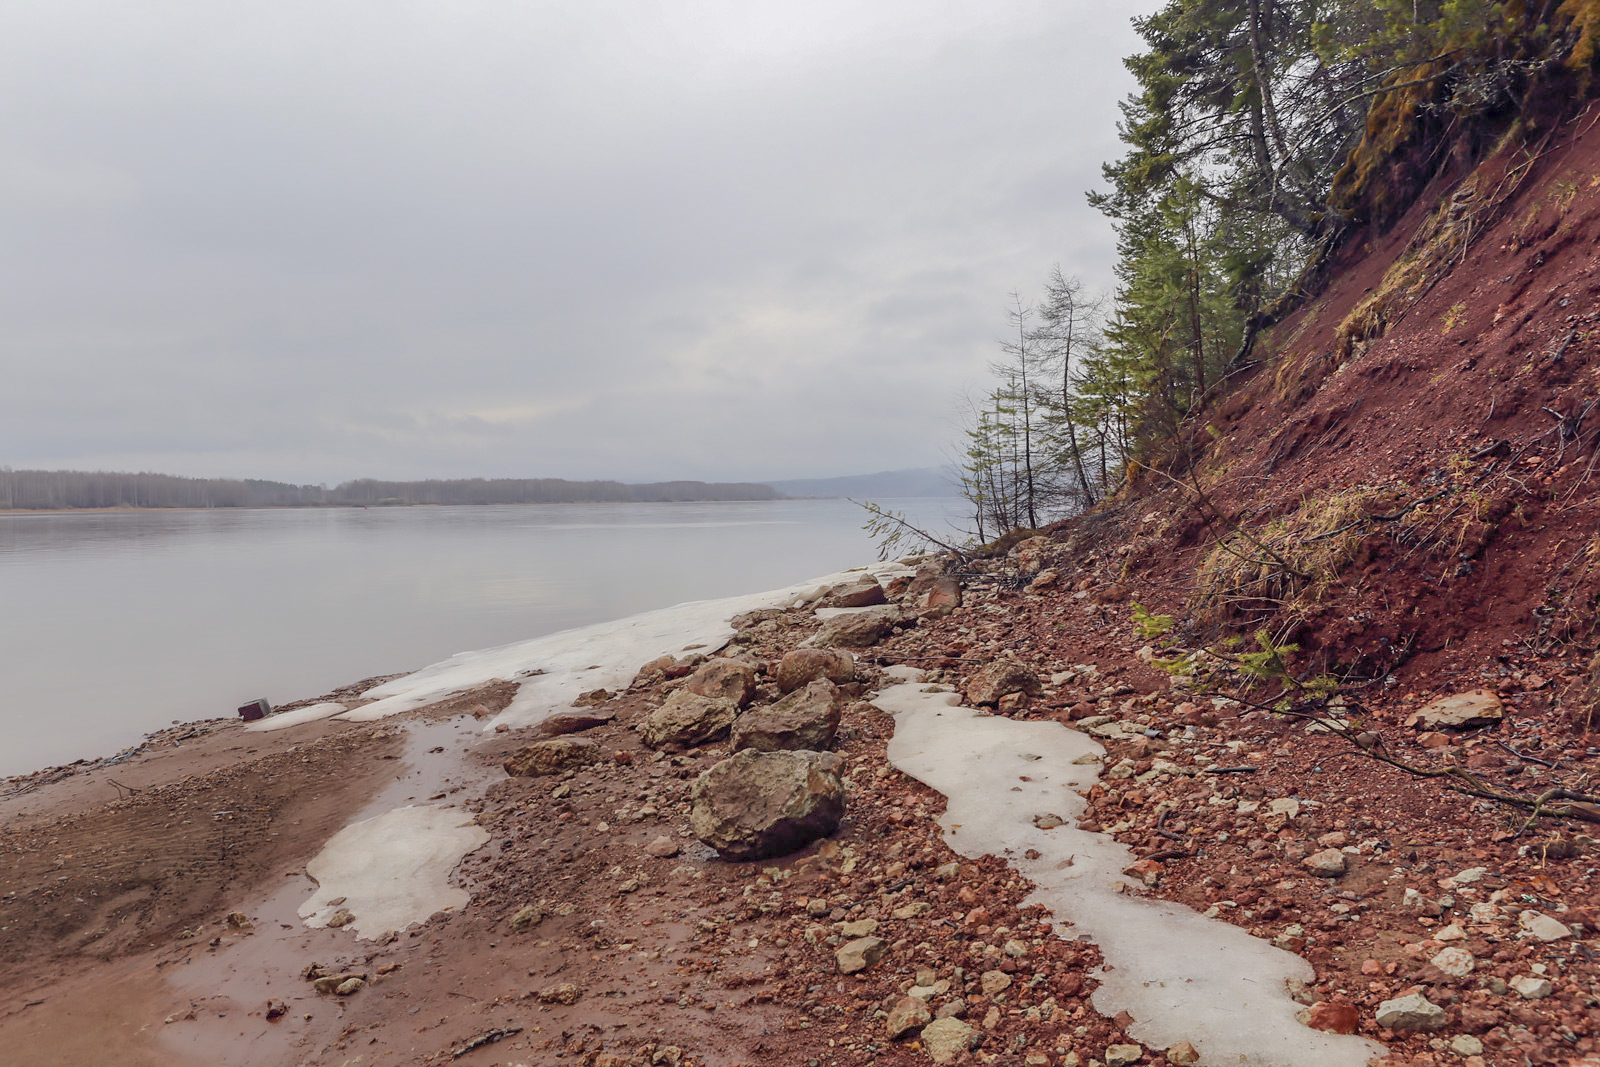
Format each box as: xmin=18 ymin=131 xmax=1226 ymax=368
xmin=764 ymin=468 xmax=953 ymax=499
xmin=0 ymin=469 xmax=780 ymax=510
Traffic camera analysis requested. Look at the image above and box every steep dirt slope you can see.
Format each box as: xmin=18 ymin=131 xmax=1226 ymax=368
xmin=1110 ymin=98 xmax=1600 ymax=705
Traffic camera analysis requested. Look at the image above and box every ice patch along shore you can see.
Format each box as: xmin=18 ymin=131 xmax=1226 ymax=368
xmin=337 ymin=562 xmax=912 ymax=731
xmin=295 ymin=563 xmax=910 ymax=939
xmin=298 ymin=805 xmax=489 ymax=939
xmin=878 ymin=678 xmax=1386 ymax=1067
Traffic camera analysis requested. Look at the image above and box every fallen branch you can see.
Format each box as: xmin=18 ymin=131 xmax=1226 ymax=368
xmin=452 ymin=1028 xmax=521 ymax=1058
xmin=852 ymin=498 xmax=969 ymax=562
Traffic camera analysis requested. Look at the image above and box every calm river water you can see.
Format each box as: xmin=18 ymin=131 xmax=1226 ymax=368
xmin=0 ymin=498 xmax=966 ymax=776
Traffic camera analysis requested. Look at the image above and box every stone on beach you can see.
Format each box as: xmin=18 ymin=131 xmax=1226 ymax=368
xmin=1511 ymin=975 xmax=1554 ymax=999
xmin=1518 ymin=910 xmax=1572 ymax=942
xmin=810 ymin=610 xmax=896 ymax=649
xmin=689 ymin=749 xmax=844 ymax=860
xmin=835 ymin=935 xmax=887 ymax=974
xmin=825 ymin=579 xmax=888 ymax=608
xmin=919 ymin=1017 xmax=974 ymax=1064
xmin=1374 ymin=992 xmax=1447 ymax=1031
xmin=682 ymin=658 xmax=758 ymax=708
xmin=730 ymin=678 xmax=843 ymax=753
xmin=774 ymin=648 xmax=857 ymax=692
xmin=504 ymin=736 xmax=602 ymax=776
xmin=1302 ymin=848 xmax=1348 ymax=877
xmin=917 ymin=575 xmax=962 ymax=618
xmin=639 ymin=689 xmax=739 ymax=748
xmin=963 ymin=660 xmax=1041 ymax=706
xmin=531 ymin=709 xmax=614 ymax=738
xmin=885 ymin=995 xmax=931 ymax=1039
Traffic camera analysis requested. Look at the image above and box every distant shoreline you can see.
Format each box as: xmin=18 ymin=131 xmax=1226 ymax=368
xmin=0 ymin=497 xmax=807 ymax=516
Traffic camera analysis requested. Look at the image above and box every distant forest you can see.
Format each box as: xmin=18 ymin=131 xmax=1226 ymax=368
xmin=0 ymin=469 xmax=782 ymax=510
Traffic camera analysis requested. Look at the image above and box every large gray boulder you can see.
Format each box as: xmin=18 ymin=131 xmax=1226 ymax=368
xmin=774 ymin=648 xmax=856 ymax=693
xmin=639 ymin=689 xmax=738 ymax=748
xmin=682 ymin=658 xmax=758 ymax=708
xmin=690 ymin=749 xmax=844 ymax=860
xmin=731 ymin=679 xmax=842 ymax=753
xmin=811 ymin=609 xmax=896 ymax=649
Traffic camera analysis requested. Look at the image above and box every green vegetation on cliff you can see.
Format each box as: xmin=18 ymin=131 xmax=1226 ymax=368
xmin=959 ymin=1 xmax=1599 ymax=538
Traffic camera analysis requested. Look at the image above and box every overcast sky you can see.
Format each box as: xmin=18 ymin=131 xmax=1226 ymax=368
xmin=2 ymin=1 xmax=1156 ymax=485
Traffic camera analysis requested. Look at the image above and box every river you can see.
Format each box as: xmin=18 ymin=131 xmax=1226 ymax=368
xmin=0 ymin=497 xmax=967 ymax=776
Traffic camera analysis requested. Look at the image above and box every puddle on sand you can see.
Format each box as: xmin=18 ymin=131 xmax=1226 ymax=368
xmin=155 ymin=715 xmax=500 ymax=1065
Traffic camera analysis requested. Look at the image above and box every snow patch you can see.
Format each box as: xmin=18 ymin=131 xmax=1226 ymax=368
xmin=298 ymin=804 xmax=488 ymax=939
xmin=244 ymin=701 xmax=346 ymax=732
xmin=878 ymin=682 xmax=1384 ymax=1067
xmin=339 ymin=563 xmax=913 ymax=732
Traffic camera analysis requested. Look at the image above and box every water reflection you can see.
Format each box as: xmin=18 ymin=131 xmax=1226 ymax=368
xmin=0 ymin=498 xmax=967 ymax=774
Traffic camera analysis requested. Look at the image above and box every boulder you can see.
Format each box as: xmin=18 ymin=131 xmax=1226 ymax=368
xmin=918 ymin=576 xmax=963 ymax=619
xmin=1406 ymin=690 xmax=1503 ymax=730
xmin=885 ymin=995 xmax=932 ymax=1039
xmin=639 ymin=689 xmax=738 ymax=748
xmin=1374 ymin=992 xmax=1447 ymax=1032
xmin=531 ymin=709 xmax=614 ymax=737
xmin=825 ymin=579 xmax=888 ymax=608
xmin=504 ymin=737 xmax=601 ymax=776
xmin=683 ymin=659 xmax=758 ymax=708
xmin=731 ymin=679 xmax=842 ymax=753
xmin=964 ymin=660 xmax=1042 ymax=706
xmin=920 ymin=1018 xmax=974 ymax=1064
xmin=811 ymin=610 xmax=896 ymax=649
xmin=689 ymin=749 xmax=844 ymax=860
xmin=775 ymin=648 xmax=856 ymax=692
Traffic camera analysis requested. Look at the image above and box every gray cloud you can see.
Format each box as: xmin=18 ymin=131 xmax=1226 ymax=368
xmin=1 ymin=0 xmax=1157 ymax=483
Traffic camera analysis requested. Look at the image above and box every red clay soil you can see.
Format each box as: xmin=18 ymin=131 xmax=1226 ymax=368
xmin=1114 ymin=96 xmax=1600 ymax=693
